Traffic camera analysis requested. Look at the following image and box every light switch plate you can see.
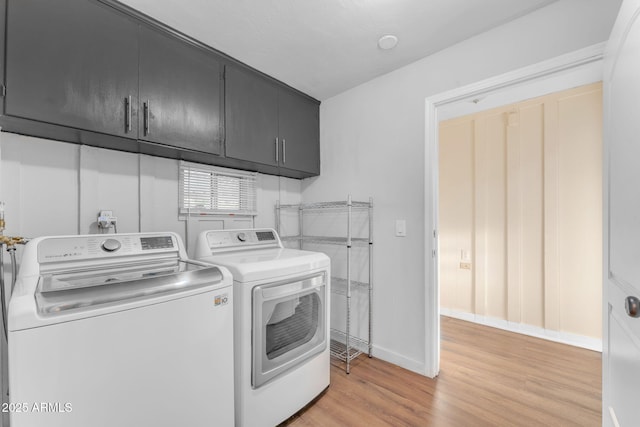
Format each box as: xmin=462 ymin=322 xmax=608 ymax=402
xmin=395 ymin=220 xmax=406 ymax=237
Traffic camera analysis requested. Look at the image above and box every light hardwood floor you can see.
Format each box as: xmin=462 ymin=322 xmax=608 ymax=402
xmin=282 ymin=316 xmax=601 ymax=426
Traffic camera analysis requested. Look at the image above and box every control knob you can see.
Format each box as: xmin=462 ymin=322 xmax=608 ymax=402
xmin=101 ymin=238 xmax=121 ymax=252
xmin=237 ymin=232 xmax=247 ymax=242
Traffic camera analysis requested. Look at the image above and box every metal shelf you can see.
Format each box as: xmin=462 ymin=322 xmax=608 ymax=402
xmin=276 ymin=195 xmax=373 ymax=374
xmin=330 ymin=277 xmax=369 ymax=296
xmin=281 ymin=235 xmax=370 ymax=246
xmin=278 ymin=200 xmax=372 ymax=210
xmin=330 ymin=329 xmax=368 ymax=363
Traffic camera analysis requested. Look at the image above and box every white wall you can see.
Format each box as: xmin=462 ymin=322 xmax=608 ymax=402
xmin=302 ymin=0 xmax=621 ymax=373
xmin=0 ymin=131 xmax=301 ymax=261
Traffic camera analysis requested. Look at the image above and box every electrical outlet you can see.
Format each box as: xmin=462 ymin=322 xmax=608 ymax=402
xmin=459 ymin=262 xmax=472 ymax=270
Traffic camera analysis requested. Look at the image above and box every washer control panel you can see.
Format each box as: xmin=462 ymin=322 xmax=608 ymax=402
xmin=140 ymin=235 xmax=174 ymax=250
xmin=38 ymin=234 xmax=178 ymax=263
xmin=206 ymin=229 xmax=281 ymax=252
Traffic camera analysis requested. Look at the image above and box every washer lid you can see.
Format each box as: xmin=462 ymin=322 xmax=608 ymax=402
xmin=199 ymin=248 xmax=329 ymax=283
xmin=35 ymin=260 xmax=223 ymax=315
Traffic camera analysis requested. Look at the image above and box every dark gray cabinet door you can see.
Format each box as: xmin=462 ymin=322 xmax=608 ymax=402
xmin=5 ymin=0 xmax=139 ymax=138
xmin=139 ymin=26 xmax=222 ymax=155
xmin=225 ymin=67 xmax=279 ymax=166
xmin=278 ymin=90 xmax=320 ymax=175
xmin=0 ymin=0 xmax=5 ymax=117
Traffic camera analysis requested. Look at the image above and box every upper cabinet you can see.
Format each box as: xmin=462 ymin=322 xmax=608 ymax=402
xmin=225 ymin=66 xmax=279 ymax=167
xmin=139 ymin=26 xmax=223 ymax=155
xmin=1 ymin=0 xmax=319 ymax=178
xmin=278 ymin=89 xmax=320 ymax=176
xmin=225 ymin=66 xmax=320 ymax=177
xmin=5 ymin=0 xmax=139 ymax=140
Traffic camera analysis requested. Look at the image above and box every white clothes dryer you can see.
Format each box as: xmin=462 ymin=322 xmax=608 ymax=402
xmin=9 ymin=232 xmax=234 ymax=427
xmin=195 ymin=228 xmax=330 ymax=427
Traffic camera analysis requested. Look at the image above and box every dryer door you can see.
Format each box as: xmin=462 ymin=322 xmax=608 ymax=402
xmin=252 ymin=272 xmax=326 ymax=388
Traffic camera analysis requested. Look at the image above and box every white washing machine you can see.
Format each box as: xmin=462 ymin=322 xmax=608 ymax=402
xmin=195 ymin=228 xmax=330 ymax=427
xmin=8 ymin=232 xmax=234 ymax=427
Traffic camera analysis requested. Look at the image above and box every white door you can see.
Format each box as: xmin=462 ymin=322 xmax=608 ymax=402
xmin=603 ymin=1 xmax=640 ymax=425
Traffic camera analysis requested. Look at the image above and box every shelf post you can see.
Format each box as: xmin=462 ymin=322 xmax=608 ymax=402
xmin=368 ymin=197 xmax=373 ymax=358
xmin=346 ymin=194 xmax=352 ymax=373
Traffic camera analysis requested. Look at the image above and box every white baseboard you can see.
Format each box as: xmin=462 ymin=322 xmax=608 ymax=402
xmin=371 ymin=344 xmax=426 ymax=375
xmin=329 ymin=330 xmax=427 ymax=375
xmin=440 ymin=308 xmax=602 ymax=352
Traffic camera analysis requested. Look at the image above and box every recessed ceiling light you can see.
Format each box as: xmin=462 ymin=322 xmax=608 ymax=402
xmin=378 ymin=35 xmax=398 ymax=50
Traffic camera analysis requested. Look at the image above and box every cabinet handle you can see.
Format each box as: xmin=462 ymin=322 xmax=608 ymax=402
xmin=282 ymin=138 xmax=286 ymax=164
xmin=125 ymin=95 xmax=132 ymax=133
xmin=275 ymin=137 xmax=279 ymax=163
xmin=144 ymin=100 xmax=150 ymax=136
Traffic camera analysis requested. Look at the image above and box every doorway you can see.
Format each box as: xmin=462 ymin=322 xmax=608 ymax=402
xmin=438 ymin=82 xmax=602 ymax=347
xmin=423 ymin=43 xmax=606 ymax=377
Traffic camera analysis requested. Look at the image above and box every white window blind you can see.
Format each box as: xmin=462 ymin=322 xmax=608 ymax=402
xmin=179 ymin=161 xmax=257 ymax=215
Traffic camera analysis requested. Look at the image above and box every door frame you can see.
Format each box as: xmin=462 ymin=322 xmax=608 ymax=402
xmin=423 ymin=42 xmax=606 ymax=378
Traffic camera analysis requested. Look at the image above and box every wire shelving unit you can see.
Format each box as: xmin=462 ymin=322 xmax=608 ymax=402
xmin=276 ymin=195 xmax=373 ymax=373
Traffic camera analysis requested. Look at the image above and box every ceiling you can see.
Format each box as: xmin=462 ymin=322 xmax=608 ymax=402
xmin=119 ymin=0 xmax=559 ymax=100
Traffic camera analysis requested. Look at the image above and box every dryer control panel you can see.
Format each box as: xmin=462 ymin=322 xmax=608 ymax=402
xmin=205 ymin=229 xmax=282 ymax=253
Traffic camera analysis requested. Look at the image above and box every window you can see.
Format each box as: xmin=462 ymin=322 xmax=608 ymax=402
xmin=179 ymin=161 xmax=257 ymax=215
